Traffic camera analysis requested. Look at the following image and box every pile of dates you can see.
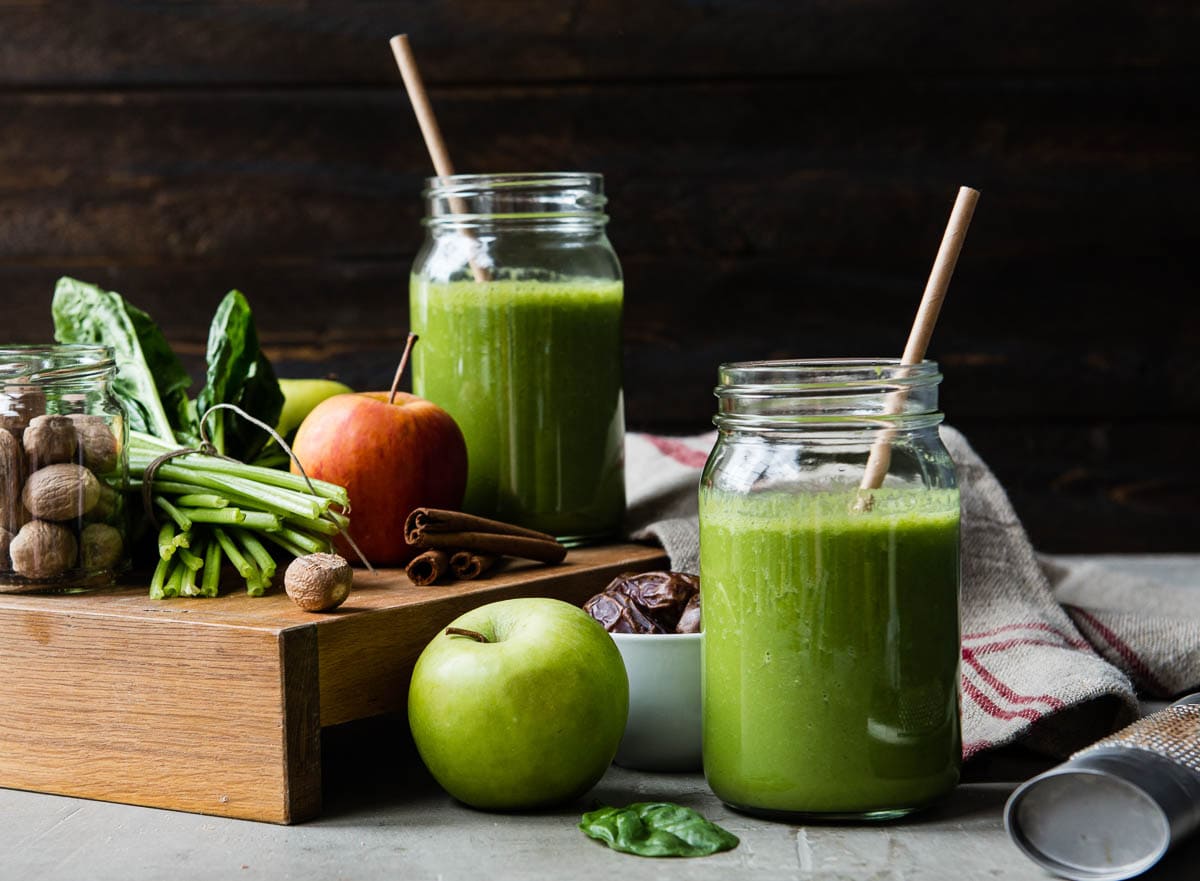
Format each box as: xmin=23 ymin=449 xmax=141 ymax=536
xmin=584 ymin=571 xmax=700 ymax=634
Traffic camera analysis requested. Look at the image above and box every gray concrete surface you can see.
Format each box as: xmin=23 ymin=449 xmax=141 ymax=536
xmin=1 ymin=554 xmax=1197 ymax=881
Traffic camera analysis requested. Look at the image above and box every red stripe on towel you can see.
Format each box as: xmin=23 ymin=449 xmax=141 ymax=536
xmin=962 ymin=676 xmax=1047 ymax=723
xmin=962 ymin=647 xmax=1066 ymax=709
xmin=644 ymin=435 xmax=710 ymax=469
xmin=963 ymin=621 xmax=1090 ymax=650
xmin=969 ymin=637 xmax=1091 ymax=658
xmin=1068 ymin=606 xmax=1168 ymax=695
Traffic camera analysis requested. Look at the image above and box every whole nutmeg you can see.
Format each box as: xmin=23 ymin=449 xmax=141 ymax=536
xmin=0 ymin=385 xmax=46 ymax=433
xmin=24 ymin=415 xmax=79 ymax=470
xmin=1 ymin=499 xmax=29 ymax=535
xmin=70 ymin=415 xmax=120 ymax=474
xmin=84 ymin=482 xmax=122 ymax=523
xmin=22 ymin=463 xmax=101 ymax=521
xmin=0 ymin=428 xmax=25 ymax=532
xmin=10 ymin=520 xmax=78 ymax=580
xmin=80 ymin=522 xmax=124 ymax=571
xmin=285 ymin=552 xmax=353 ymax=612
xmin=0 ymin=416 xmax=23 ymax=439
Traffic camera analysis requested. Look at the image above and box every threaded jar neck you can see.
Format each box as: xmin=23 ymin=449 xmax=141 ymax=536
xmin=0 ymin=345 xmax=116 ymax=385
xmin=423 ymin=172 xmax=608 ymax=231
xmin=714 ymin=359 xmax=944 ymax=433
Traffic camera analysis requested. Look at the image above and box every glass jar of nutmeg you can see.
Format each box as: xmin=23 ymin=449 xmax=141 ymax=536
xmin=0 ymin=345 xmax=129 ymax=593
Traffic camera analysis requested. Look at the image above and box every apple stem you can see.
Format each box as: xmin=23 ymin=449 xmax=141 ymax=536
xmin=388 ymin=332 xmax=420 ymax=405
xmin=445 ymin=626 xmax=490 ymax=643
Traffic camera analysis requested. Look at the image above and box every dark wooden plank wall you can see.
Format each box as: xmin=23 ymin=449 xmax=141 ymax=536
xmin=1 ymin=1 xmax=1197 ymax=551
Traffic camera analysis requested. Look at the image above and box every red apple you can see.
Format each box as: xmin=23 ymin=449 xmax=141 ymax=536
xmin=290 ymin=392 xmax=467 ymax=566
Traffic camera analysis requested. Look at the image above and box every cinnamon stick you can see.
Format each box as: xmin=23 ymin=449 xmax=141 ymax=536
xmin=410 ymin=531 xmax=565 ymax=564
xmin=404 ymin=508 xmax=566 ymax=565
xmin=405 ymin=508 xmax=557 ymax=543
xmin=450 ymin=550 xmax=499 ymax=580
xmin=406 ymin=549 xmax=451 ymax=586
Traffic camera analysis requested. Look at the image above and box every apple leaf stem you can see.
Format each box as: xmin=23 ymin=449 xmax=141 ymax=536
xmin=388 ymin=332 xmax=420 ymax=405
xmin=445 ymin=626 xmax=490 ymax=643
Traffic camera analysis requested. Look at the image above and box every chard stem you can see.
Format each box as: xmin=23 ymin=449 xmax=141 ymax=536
xmin=213 ymin=527 xmax=253 ymax=579
xmin=201 ymin=538 xmax=223 ymax=597
xmin=155 ymin=496 xmax=193 ymax=533
xmin=178 ymin=507 xmax=246 ymax=526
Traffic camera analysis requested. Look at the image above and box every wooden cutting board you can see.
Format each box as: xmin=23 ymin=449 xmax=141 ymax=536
xmin=0 ymin=542 xmax=668 ymax=823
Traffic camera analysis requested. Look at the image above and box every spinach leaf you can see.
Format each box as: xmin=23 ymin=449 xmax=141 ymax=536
xmin=579 ymin=802 xmax=739 ymax=858
xmin=194 ymin=290 xmax=283 ymax=462
xmin=125 ymin=303 xmax=196 ymax=438
xmin=51 ymin=276 xmax=196 ymax=444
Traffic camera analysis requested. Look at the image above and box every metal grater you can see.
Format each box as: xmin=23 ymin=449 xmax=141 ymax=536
xmin=1005 ymin=694 xmax=1200 ymax=881
xmin=1076 ymin=703 xmax=1200 ymax=774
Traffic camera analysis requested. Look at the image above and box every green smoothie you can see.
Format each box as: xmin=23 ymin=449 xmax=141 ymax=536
xmin=699 ymin=487 xmax=961 ymax=817
xmin=410 ymin=276 xmax=625 ymax=541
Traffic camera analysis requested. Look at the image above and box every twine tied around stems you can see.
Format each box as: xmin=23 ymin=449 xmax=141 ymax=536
xmin=140 ymin=403 xmax=374 ymax=572
xmin=141 ymin=446 xmax=236 ymax=531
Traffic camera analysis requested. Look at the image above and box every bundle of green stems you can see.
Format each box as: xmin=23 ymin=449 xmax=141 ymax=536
xmin=128 ymin=431 xmax=349 ymax=598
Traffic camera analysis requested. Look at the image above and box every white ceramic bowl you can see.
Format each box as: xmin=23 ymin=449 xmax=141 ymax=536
xmin=610 ymin=631 xmax=702 ymax=772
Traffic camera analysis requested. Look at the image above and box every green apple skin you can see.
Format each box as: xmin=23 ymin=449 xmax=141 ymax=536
xmin=408 ymin=597 xmax=629 ymax=811
xmin=277 ymin=378 xmax=353 ymax=436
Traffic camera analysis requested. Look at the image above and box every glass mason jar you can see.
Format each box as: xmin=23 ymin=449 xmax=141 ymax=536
xmin=410 ymin=173 xmax=625 ymax=544
xmin=699 ymin=360 xmax=961 ymax=820
xmin=0 ymin=345 xmax=129 ymax=592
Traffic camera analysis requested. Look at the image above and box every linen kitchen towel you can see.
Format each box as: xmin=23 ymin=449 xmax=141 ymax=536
xmin=624 ymin=427 xmax=1175 ymax=759
xmin=1043 ymin=557 xmax=1200 ymax=699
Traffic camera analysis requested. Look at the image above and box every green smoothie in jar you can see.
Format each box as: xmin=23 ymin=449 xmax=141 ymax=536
xmin=699 ymin=359 xmax=962 ymax=820
xmin=700 ymin=488 xmax=961 ymax=817
xmin=410 ymin=276 xmax=624 ymax=540
xmin=409 ymin=174 xmax=625 ymax=543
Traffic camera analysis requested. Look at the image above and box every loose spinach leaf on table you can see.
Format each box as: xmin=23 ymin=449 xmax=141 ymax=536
xmin=579 ymin=802 xmax=739 ymax=858
xmin=194 ymin=290 xmax=283 ymax=462
xmin=51 ymin=276 xmax=197 ymax=444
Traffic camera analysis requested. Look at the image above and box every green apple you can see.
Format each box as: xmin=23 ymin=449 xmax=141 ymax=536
xmin=276 ymin=378 xmax=353 ymax=436
xmin=408 ymin=597 xmax=629 ymax=811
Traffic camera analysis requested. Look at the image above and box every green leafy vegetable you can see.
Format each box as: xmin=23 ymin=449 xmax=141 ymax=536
xmin=53 ymin=278 xmax=284 ymax=464
xmin=128 ymin=430 xmax=347 ymax=596
xmin=49 ymin=277 xmax=351 ymax=598
xmin=52 ymin=277 xmax=195 ymax=444
xmin=194 ymin=290 xmax=283 ymax=462
xmin=579 ymin=803 xmax=739 ymax=858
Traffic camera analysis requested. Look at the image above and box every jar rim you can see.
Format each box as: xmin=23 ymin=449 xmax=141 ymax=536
xmin=423 ymin=171 xmax=603 ymax=195
xmin=717 ymin=359 xmax=941 ymax=394
xmin=422 ymin=172 xmax=608 ymax=228
xmin=720 ymin=357 xmax=939 ymax=373
xmin=0 ymin=344 xmax=116 ymax=383
xmin=714 ymin=358 xmax=943 ymax=431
